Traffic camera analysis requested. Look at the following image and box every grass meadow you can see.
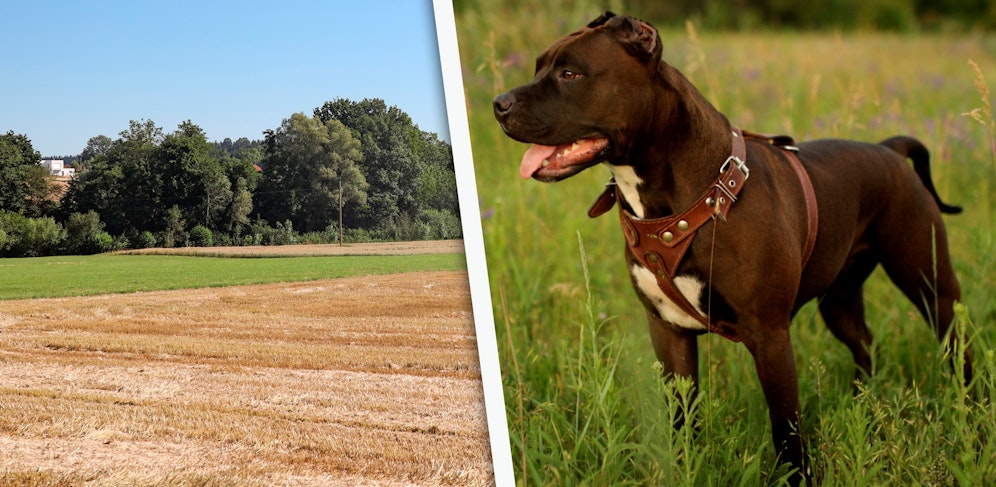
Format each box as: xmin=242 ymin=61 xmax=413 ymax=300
xmin=456 ymin=1 xmax=996 ymax=485
xmin=0 ymin=250 xmax=466 ymax=300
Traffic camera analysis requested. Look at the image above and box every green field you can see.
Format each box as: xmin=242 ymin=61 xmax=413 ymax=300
xmin=0 ymin=252 xmax=466 ymax=300
xmin=457 ymin=2 xmax=996 ymax=485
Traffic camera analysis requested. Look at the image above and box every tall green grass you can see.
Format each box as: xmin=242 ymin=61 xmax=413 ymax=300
xmin=456 ymin=1 xmax=996 ymax=484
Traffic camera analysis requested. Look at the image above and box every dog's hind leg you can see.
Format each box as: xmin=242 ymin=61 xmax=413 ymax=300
xmin=877 ymin=216 xmax=972 ymax=384
xmin=877 ymin=139 xmax=970 ymax=382
xmin=818 ymin=250 xmax=879 ymax=384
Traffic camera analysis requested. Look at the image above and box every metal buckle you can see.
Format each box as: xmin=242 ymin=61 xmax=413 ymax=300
xmin=719 ymin=155 xmax=749 ymax=181
xmin=714 ymin=179 xmax=738 ymax=204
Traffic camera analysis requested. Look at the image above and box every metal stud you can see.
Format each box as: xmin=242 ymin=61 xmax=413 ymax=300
xmin=662 ymin=231 xmax=674 ymax=243
xmin=677 ymin=220 xmax=689 ymax=231
xmin=706 ymin=196 xmax=716 ymax=207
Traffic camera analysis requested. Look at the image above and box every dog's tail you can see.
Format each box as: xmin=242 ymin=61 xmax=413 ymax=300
xmin=879 ymin=136 xmax=962 ymax=214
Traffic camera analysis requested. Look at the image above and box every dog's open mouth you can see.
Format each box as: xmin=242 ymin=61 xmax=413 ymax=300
xmin=519 ymin=137 xmax=611 ymax=181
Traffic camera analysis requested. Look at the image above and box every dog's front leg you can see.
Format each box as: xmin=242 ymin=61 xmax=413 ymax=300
xmin=647 ymin=309 xmax=698 ymax=428
xmin=647 ymin=310 xmax=699 ymax=381
xmin=743 ymin=325 xmax=808 ymax=485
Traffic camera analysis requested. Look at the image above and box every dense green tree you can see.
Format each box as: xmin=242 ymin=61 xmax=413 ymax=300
xmin=412 ymin=130 xmax=459 ymax=216
xmin=314 ymin=98 xmax=461 ymax=239
xmin=220 ymin=146 xmax=262 ymax=192
xmin=0 ymin=210 xmax=65 ymax=257
xmin=64 ymin=211 xmax=112 ymax=255
xmin=258 ymin=113 xmax=327 ymax=228
xmin=62 ymin=153 xmax=121 ymax=231
xmin=67 ymin=120 xmax=250 ymax=240
xmin=217 ymin=148 xmax=261 ymax=242
xmin=314 ymin=98 xmax=419 ymax=233
xmin=320 ymin=119 xmax=367 ymax=245
xmin=0 ymin=131 xmax=50 ymax=217
xmin=64 ymin=120 xmax=163 ymax=236
xmin=257 ymin=113 xmax=367 ymax=233
xmin=108 ymin=119 xmax=164 ymax=235
xmin=156 ymin=121 xmax=233 ymax=230
xmin=188 ymin=224 xmax=213 ymax=247
xmin=162 ymin=204 xmax=186 ymax=247
xmin=225 ymin=177 xmax=254 ymax=240
xmin=79 ymin=135 xmax=113 ymax=166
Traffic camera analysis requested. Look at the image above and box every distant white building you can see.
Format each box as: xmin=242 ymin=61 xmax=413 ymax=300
xmin=40 ymin=159 xmax=75 ymax=178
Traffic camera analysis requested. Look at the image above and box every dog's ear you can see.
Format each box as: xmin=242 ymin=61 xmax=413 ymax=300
xmin=587 ymin=11 xmax=616 ymax=28
xmin=602 ymin=15 xmax=662 ymax=63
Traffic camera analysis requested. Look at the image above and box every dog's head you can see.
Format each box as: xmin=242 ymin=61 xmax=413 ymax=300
xmin=493 ymin=12 xmax=665 ymax=182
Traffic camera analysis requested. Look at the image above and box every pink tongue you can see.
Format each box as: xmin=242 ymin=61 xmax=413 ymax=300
xmin=520 ymin=144 xmax=558 ymax=179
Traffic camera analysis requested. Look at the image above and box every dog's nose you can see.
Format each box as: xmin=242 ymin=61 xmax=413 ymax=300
xmin=493 ymin=92 xmax=515 ymax=117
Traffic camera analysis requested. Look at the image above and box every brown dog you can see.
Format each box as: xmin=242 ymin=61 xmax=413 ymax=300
xmin=493 ymin=12 xmax=969 ymax=482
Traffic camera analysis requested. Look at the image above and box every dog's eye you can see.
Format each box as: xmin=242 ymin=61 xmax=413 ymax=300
xmin=560 ymin=69 xmax=582 ymax=80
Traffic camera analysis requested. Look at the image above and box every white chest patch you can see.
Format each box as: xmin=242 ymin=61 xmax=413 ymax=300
xmin=606 ymin=164 xmax=645 ymax=219
xmin=630 ymin=264 xmax=708 ymax=331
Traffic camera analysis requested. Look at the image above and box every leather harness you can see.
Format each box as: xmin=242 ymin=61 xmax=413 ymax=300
xmin=587 ymin=128 xmax=819 ymax=341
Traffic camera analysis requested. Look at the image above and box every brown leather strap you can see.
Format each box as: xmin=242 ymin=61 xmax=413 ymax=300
xmin=587 ymin=181 xmax=617 ymax=218
xmin=742 ymin=130 xmax=819 ymax=269
xmin=784 ymin=149 xmax=818 ymax=267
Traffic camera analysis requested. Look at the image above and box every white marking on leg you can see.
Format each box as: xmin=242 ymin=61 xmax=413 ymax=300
xmin=631 ymin=264 xmax=708 ymax=331
xmin=607 ymin=164 xmax=645 ymax=219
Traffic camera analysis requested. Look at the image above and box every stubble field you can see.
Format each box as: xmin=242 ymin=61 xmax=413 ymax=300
xmin=0 ymin=263 xmax=493 ymax=486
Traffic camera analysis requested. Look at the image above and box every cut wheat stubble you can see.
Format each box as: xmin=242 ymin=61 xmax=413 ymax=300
xmin=0 ymin=271 xmax=492 ymax=486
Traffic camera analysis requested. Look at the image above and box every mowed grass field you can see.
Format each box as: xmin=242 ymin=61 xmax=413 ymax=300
xmin=0 ymin=241 xmax=494 ymax=486
xmin=0 ymin=240 xmax=467 ymax=300
xmin=457 ymin=2 xmax=996 ymax=485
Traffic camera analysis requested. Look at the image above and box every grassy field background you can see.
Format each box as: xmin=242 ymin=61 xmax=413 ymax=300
xmin=456 ymin=1 xmax=996 ymax=485
xmin=0 ymin=241 xmax=466 ymax=300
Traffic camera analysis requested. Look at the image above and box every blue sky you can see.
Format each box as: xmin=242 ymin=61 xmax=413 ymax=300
xmin=0 ymin=0 xmax=448 ymax=157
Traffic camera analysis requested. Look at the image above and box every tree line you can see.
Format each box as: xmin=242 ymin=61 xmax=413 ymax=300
xmin=0 ymin=98 xmax=461 ymax=257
